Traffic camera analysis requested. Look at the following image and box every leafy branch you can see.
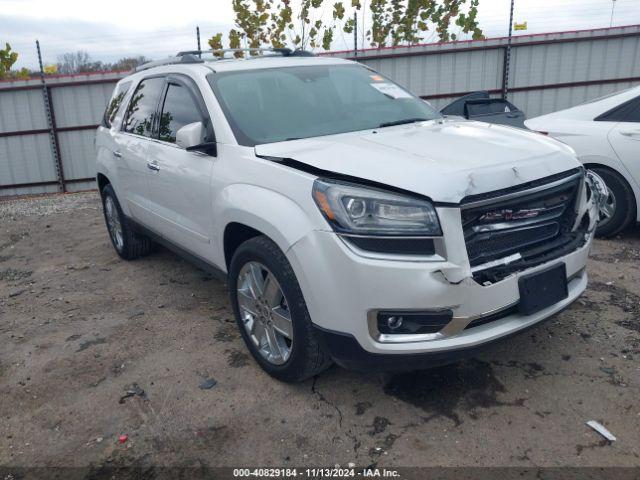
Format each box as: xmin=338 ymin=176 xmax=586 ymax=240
xmin=208 ymin=0 xmax=483 ymax=54
xmin=0 ymin=43 xmax=19 ymax=79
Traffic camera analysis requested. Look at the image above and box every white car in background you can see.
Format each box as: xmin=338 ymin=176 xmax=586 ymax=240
xmin=526 ymin=86 xmax=640 ymax=237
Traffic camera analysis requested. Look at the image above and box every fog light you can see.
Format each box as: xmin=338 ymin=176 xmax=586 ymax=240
xmin=387 ymin=316 xmax=403 ymax=330
xmin=377 ymin=310 xmax=453 ymax=335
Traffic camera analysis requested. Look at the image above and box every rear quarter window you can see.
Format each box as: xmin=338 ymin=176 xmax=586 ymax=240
xmin=102 ymin=81 xmax=131 ymax=128
xmin=595 ymin=95 xmax=640 ymax=122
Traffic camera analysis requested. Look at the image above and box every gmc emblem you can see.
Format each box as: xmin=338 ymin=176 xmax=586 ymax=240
xmin=481 ymin=208 xmax=545 ymax=222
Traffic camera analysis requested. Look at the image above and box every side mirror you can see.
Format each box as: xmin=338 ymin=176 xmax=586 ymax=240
xmin=176 ymin=122 xmax=217 ymax=156
xmin=176 ymin=122 xmax=204 ymax=149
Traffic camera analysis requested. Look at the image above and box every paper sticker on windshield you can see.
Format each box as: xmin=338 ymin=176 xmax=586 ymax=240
xmin=370 ymin=74 xmax=385 ymax=82
xmin=370 ymin=83 xmax=412 ymax=99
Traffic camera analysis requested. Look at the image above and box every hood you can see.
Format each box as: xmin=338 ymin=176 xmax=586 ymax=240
xmin=254 ymin=119 xmax=582 ymax=204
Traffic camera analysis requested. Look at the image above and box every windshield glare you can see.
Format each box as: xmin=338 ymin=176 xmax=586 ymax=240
xmin=208 ymin=64 xmax=441 ymax=146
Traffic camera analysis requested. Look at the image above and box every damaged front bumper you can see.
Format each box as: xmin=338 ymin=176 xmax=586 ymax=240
xmin=585 ymin=169 xmax=610 ymax=220
xmin=288 ymin=226 xmax=591 ymax=357
xmin=286 ymin=175 xmax=601 ymax=367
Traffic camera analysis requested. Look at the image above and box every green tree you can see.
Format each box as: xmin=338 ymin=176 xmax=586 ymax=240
xmin=14 ymin=67 xmax=31 ymax=79
xmin=0 ymin=43 xmax=19 ymax=79
xmin=209 ymin=0 xmax=482 ymax=54
xmin=43 ymin=64 xmax=58 ymax=75
xmin=369 ymin=0 xmax=482 ymax=47
xmin=209 ymin=0 xmax=352 ymax=55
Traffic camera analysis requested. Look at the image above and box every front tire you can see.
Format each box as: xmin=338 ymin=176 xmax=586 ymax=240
xmin=229 ymin=236 xmax=331 ymax=382
xmin=590 ymin=167 xmax=636 ymax=238
xmin=101 ymin=184 xmax=153 ymax=260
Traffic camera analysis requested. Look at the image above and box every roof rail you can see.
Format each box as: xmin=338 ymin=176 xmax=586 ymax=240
xmin=134 ymin=48 xmax=315 ymax=73
xmin=135 ymin=54 xmax=204 ymax=72
xmin=175 ymin=47 xmax=315 ymax=58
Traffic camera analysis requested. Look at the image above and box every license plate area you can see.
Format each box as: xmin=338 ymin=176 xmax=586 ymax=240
xmin=518 ymin=263 xmax=568 ymax=315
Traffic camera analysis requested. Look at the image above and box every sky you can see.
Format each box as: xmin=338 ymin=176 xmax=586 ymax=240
xmin=2 ymin=0 xmax=640 ymax=70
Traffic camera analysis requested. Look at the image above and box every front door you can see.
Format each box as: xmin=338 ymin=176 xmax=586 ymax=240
xmin=145 ymin=76 xmax=215 ymax=260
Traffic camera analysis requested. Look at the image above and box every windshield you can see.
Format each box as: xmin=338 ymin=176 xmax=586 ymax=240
xmin=208 ymin=64 xmax=441 ymax=146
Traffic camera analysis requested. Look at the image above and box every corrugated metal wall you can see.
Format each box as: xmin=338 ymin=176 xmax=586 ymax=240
xmin=1 ymin=25 xmax=639 ymax=197
xmin=53 ymin=80 xmax=121 ymax=193
xmin=325 ymin=24 xmax=640 ymax=114
xmin=0 ymin=86 xmax=58 ymax=196
xmin=355 ymin=47 xmax=505 ymax=110
xmin=0 ymin=72 xmax=125 ymax=196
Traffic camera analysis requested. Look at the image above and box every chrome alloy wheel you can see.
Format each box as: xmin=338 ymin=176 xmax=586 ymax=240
xmin=237 ymin=261 xmax=293 ymax=365
xmin=598 ymin=189 xmax=617 ymax=227
xmin=104 ymin=195 xmax=124 ymax=251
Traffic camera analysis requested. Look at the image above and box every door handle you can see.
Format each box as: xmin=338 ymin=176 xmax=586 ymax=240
xmin=113 ymin=150 xmax=122 ymax=158
xmin=146 ymin=161 xmax=160 ymax=171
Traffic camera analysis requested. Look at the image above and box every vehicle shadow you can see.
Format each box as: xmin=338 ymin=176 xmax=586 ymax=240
xmin=296 ymin=302 xmax=593 ymax=427
xmin=616 ymin=226 xmax=640 ymax=241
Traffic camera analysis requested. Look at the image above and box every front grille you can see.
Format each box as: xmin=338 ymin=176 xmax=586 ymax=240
xmin=461 ymin=169 xmax=584 ymax=283
xmin=465 ymin=222 xmax=559 ymax=265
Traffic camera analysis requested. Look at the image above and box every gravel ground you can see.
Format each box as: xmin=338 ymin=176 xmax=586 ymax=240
xmin=0 ymin=193 xmax=98 ymax=220
xmin=1 ymin=191 xmax=639 ymax=471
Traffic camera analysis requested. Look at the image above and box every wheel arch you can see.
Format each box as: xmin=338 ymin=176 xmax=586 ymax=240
xmin=223 ymin=222 xmax=264 ymax=270
xmin=96 ymin=172 xmax=110 ymax=194
xmin=216 ymin=184 xmax=319 ymax=270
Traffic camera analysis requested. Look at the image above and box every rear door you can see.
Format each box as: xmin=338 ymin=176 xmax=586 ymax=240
xmin=145 ymin=74 xmax=215 ymax=259
xmin=97 ymin=79 xmax=131 ymax=191
xmin=119 ymin=76 xmax=166 ymax=224
xmin=606 ymin=96 xmax=640 ymax=186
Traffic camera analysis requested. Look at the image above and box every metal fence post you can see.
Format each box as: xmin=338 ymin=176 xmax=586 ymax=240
xmin=353 ymin=12 xmax=358 ymax=59
xmin=502 ymin=0 xmax=516 ymax=100
xmin=36 ymin=40 xmax=66 ymax=193
xmin=197 ymin=26 xmax=201 ymax=57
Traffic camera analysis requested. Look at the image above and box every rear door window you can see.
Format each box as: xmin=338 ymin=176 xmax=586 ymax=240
xmin=123 ymin=77 xmax=165 ymax=137
xmin=595 ymin=96 xmax=640 ymax=122
xmin=624 ymin=100 xmax=640 ymax=122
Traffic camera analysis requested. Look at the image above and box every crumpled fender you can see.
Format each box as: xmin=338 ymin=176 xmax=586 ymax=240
xmin=212 ymin=183 xmax=317 ymax=268
xmin=583 ymin=170 xmax=608 ymax=232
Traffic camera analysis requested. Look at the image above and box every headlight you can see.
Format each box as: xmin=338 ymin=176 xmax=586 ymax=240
xmin=312 ymin=179 xmax=442 ymax=236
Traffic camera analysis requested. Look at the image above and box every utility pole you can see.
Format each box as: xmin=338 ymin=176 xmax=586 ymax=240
xmin=353 ymin=11 xmax=358 ymax=59
xmin=610 ymin=0 xmax=617 ymax=27
xmin=196 ymin=26 xmax=201 ymax=56
xmin=502 ymin=0 xmax=515 ymax=100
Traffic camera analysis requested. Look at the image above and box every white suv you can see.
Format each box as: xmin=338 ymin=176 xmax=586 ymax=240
xmin=96 ymin=49 xmax=604 ymax=382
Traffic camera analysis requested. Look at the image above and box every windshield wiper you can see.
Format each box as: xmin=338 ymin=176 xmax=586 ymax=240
xmin=378 ymin=118 xmax=429 ymax=128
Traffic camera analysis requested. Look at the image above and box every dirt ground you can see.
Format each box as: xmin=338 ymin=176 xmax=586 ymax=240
xmin=1 ymin=191 xmax=639 ymax=471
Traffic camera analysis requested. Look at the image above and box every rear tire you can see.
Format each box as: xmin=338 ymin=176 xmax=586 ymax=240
xmin=229 ymin=235 xmax=332 ymax=382
xmin=590 ymin=167 xmax=636 ymax=238
xmin=101 ymin=184 xmax=153 ymax=260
